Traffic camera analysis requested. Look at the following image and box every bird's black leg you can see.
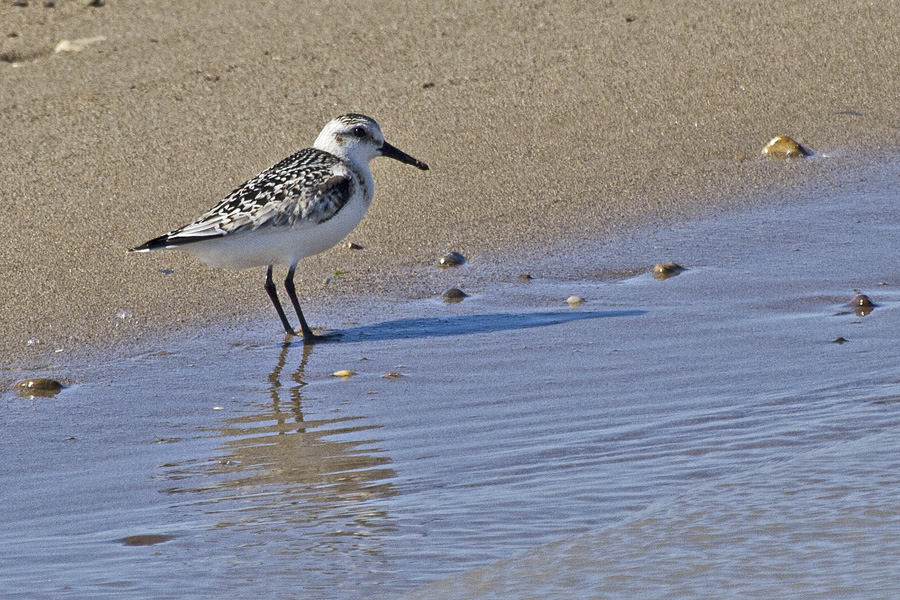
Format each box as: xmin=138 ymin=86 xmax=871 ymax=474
xmin=265 ymin=265 xmax=296 ymax=335
xmin=284 ymin=263 xmax=319 ymax=342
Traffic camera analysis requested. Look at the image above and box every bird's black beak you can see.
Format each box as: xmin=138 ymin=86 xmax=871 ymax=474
xmin=380 ymin=141 xmax=429 ymax=171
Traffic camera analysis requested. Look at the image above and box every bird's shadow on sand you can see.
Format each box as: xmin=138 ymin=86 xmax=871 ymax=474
xmin=297 ymin=309 xmax=645 ymax=345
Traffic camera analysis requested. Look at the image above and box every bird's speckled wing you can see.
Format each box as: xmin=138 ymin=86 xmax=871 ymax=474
xmin=149 ymin=148 xmax=354 ymax=248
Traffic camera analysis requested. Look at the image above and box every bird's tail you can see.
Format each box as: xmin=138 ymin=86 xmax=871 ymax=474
xmin=128 ymin=233 xmax=176 ymax=253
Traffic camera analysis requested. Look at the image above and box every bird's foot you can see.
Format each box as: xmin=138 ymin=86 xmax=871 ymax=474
xmin=300 ymin=327 xmax=340 ymax=344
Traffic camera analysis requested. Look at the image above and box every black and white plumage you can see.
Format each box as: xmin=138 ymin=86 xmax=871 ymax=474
xmin=129 ymin=114 xmax=429 ymax=341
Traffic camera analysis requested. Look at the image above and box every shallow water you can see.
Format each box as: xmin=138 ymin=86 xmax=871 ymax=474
xmin=3 ymin=161 xmax=900 ymax=599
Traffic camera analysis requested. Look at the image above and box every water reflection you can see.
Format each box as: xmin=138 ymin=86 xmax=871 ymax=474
xmin=161 ymin=341 xmax=397 ymax=539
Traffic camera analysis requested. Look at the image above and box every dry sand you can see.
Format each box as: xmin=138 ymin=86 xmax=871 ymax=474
xmin=2 ymin=0 xmax=899 ymax=369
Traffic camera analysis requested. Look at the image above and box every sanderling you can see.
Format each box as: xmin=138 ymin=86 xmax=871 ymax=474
xmin=129 ymin=113 xmax=429 ymax=341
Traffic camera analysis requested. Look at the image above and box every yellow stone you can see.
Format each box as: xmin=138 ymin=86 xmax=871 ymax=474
xmin=653 ymin=262 xmax=685 ymax=280
xmin=14 ymin=377 xmax=64 ymax=397
xmin=761 ymin=135 xmax=810 ymax=158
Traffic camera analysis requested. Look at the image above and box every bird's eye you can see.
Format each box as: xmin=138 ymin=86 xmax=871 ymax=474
xmin=352 ymin=126 xmax=366 ymax=138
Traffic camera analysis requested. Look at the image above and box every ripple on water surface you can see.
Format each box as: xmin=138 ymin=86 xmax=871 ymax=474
xmin=3 ymin=163 xmax=900 ymax=599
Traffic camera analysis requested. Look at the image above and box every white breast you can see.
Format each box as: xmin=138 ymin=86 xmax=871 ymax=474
xmin=182 ymin=192 xmax=371 ymax=270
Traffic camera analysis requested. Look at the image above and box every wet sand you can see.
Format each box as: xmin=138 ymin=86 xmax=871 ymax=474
xmin=2 ymin=1 xmax=900 ymax=368
xmin=4 ymin=166 xmax=900 ymax=597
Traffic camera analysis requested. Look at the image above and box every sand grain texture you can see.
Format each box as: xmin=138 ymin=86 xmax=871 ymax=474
xmin=2 ymin=0 xmax=899 ymax=366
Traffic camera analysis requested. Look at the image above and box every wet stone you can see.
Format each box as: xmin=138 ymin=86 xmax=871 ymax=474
xmin=383 ymin=372 xmax=404 ymax=379
xmin=832 ymin=337 xmax=849 ymax=345
xmin=761 ymin=135 xmax=810 ymax=159
xmin=15 ymin=378 xmax=64 ymax=397
xmin=442 ymin=288 xmax=468 ymax=302
xmin=852 ymin=294 xmax=875 ymax=308
xmin=332 ymin=370 xmax=355 ymax=379
xmin=438 ymin=252 xmax=466 ymax=268
xmin=567 ymin=296 xmax=585 ymax=307
xmin=852 ymin=294 xmax=875 ymax=316
xmin=653 ymin=262 xmax=685 ymax=280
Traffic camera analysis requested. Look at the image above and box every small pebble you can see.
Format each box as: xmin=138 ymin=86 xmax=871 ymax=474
xmin=119 ymin=534 xmax=174 ymax=547
xmin=345 ymin=241 xmax=364 ymax=250
xmin=761 ymin=135 xmax=810 ymax=159
xmin=438 ymin=251 xmax=466 ymax=268
xmin=567 ymin=296 xmax=585 ymax=307
xmin=832 ymin=337 xmax=849 ymax=345
xmin=15 ymin=378 xmax=64 ymax=397
xmin=442 ymin=288 xmax=468 ymax=302
xmin=518 ymin=273 xmax=533 ymax=281
xmin=332 ymin=369 xmax=355 ymax=379
xmin=653 ymin=262 xmax=685 ymax=280
xmin=383 ymin=372 xmax=404 ymax=379
xmin=54 ymin=36 xmax=106 ymax=53
xmin=852 ymin=294 xmax=875 ymax=316
xmin=851 ymin=294 xmax=875 ymax=308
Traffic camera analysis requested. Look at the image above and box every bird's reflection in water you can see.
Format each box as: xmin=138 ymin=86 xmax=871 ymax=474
xmin=264 ymin=340 xmax=311 ymax=433
xmin=163 ymin=341 xmax=397 ymax=544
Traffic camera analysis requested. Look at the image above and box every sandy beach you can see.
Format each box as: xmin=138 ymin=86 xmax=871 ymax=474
xmin=4 ymin=4 xmax=900 ymax=593
xmin=2 ymin=0 xmax=900 ymax=367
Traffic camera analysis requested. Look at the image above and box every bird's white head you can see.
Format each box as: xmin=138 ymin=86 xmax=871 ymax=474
xmin=313 ymin=114 xmax=429 ymax=171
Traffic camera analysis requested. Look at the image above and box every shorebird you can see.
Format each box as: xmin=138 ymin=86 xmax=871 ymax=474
xmin=129 ymin=113 xmax=429 ymax=341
